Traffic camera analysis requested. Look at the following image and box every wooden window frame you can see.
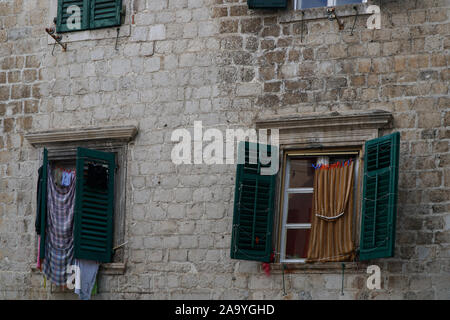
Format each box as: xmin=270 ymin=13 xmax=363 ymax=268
xmin=278 ymin=149 xmax=362 ymax=264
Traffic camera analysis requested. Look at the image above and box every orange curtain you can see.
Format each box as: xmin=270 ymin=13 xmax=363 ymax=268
xmin=306 ymin=161 xmax=355 ymax=262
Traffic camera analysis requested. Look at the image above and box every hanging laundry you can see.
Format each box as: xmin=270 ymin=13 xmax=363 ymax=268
xmin=54 ymin=167 xmax=63 ymax=187
xmin=74 ymin=259 xmax=100 ymax=300
xmin=61 ymin=170 xmax=73 ymax=187
xmin=42 ymin=165 xmax=77 ymax=286
xmin=86 ymin=163 xmax=108 ymax=190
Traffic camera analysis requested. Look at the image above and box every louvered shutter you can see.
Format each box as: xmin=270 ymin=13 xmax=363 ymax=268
xmin=359 ymin=132 xmax=400 ymax=260
xmin=39 ymin=148 xmax=49 ymax=260
xmin=247 ymin=0 xmax=287 ymax=9
xmin=56 ymin=0 xmax=89 ymax=33
xmin=74 ymin=147 xmax=115 ymax=263
xmin=230 ymin=142 xmax=277 ymax=262
xmin=90 ymin=0 xmax=122 ymax=29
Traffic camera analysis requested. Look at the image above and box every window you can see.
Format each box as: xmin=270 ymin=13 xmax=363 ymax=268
xmin=295 ymin=0 xmax=366 ymax=10
xmin=230 ymin=131 xmax=400 ymax=264
xmin=56 ymin=0 xmax=123 ymax=33
xmin=26 ymin=125 xmax=137 ymax=274
xmin=39 ymin=147 xmax=116 ymax=263
xmin=279 ymin=152 xmax=359 ymax=263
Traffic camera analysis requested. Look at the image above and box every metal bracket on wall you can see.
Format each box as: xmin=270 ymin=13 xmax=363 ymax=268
xmin=326 ymin=7 xmax=344 ymax=31
xmin=115 ymin=27 xmax=120 ymax=51
xmin=45 ymin=27 xmax=67 ymax=55
xmin=350 ymin=6 xmax=359 ymax=36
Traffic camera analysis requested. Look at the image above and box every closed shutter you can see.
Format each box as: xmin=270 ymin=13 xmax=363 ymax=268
xmin=56 ymin=0 xmax=89 ymax=33
xmin=359 ymin=132 xmax=400 ymax=261
xmin=74 ymin=147 xmax=115 ymax=263
xmin=247 ymin=0 xmax=287 ymax=9
xmin=90 ymin=0 xmax=122 ymax=29
xmin=230 ymin=142 xmax=277 ymax=262
xmin=39 ymin=148 xmax=49 ymax=260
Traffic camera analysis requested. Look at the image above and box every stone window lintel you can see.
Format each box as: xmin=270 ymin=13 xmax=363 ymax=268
xmin=256 ymin=110 xmax=393 ymax=148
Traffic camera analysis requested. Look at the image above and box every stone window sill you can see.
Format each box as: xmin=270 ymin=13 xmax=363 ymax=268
xmin=30 ymin=262 xmax=126 ymax=275
xmin=279 ymin=3 xmax=372 ymax=24
xmin=268 ymin=261 xmax=369 ymax=274
xmin=47 ymin=25 xmax=131 ymax=45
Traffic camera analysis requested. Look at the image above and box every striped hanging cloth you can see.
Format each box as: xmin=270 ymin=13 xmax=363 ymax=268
xmin=42 ymin=166 xmax=77 ymax=286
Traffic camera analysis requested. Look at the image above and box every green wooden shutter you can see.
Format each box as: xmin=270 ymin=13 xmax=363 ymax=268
xmin=74 ymin=147 xmax=115 ymax=263
xmin=39 ymin=148 xmax=49 ymax=260
xmin=247 ymin=0 xmax=287 ymax=9
xmin=360 ymin=132 xmax=400 ymax=261
xmin=89 ymin=0 xmax=122 ymax=30
xmin=56 ymin=0 xmax=90 ymax=33
xmin=230 ymin=141 xmax=277 ymax=262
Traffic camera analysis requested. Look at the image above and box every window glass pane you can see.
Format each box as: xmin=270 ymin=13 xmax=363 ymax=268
xmin=298 ymin=0 xmax=327 ymax=9
xmin=287 ymin=193 xmax=313 ymax=223
xmin=285 ymin=229 xmax=311 ymax=259
xmin=335 ymin=0 xmax=363 ymax=5
xmin=289 ymin=158 xmax=315 ymax=188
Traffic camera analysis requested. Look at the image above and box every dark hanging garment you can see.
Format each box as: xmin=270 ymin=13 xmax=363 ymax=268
xmin=35 ymin=166 xmax=43 ymax=233
xmin=86 ymin=163 xmax=108 ymax=190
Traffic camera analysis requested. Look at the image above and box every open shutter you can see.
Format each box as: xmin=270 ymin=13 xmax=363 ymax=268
xmin=39 ymin=148 xmax=48 ymax=260
xmin=230 ymin=142 xmax=277 ymax=262
xmin=247 ymin=0 xmax=287 ymax=9
xmin=74 ymin=147 xmax=115 ymax=263
xmin=56 ymin=0 xmax=89 ymax=33
xmin=90 ymin=0 xmax=122 ymax=29
xmin=359 ymin=132 xmax=400 ymax=260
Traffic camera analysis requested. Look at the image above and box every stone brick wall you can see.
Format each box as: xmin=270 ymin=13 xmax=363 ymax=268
xmin=0 ymin=0 xmax=448 ymax=299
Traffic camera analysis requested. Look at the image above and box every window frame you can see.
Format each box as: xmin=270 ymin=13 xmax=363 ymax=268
xmin=277 ymin=148 xmax=362 ymax=264
xmin=255 ymin=110 xmax=393 ymax=269
xmin=279 ymin=158 xmax=313 ymax=263
xmin=43 ymin=143 xmax=126 ymax=263
xmin=26 ymin=125 xmax=137 ymax=274
xmin=294 ymin=0 xmax=367 ymax=10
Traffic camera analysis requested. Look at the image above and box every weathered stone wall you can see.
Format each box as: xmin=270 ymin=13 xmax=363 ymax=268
xmin=0 ymin=0 xmax=448 ymax=299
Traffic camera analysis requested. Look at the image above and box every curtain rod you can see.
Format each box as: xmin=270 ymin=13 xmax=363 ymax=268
xmin=286 ymin=151 xmax=360 ymax=156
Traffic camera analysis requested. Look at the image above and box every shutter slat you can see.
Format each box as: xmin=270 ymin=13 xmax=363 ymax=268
xmin=81 ymin=217 xmax=108 ymax=227
xmin=90 ymin=0 xmax=122 ymax=29
xmin=230 ymin=142 xmax=277 ymax=262
xmin=360 ymin=132 xmax=400 ymax=261
xmin=74 ymin=147 xmax=115 ymax=263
